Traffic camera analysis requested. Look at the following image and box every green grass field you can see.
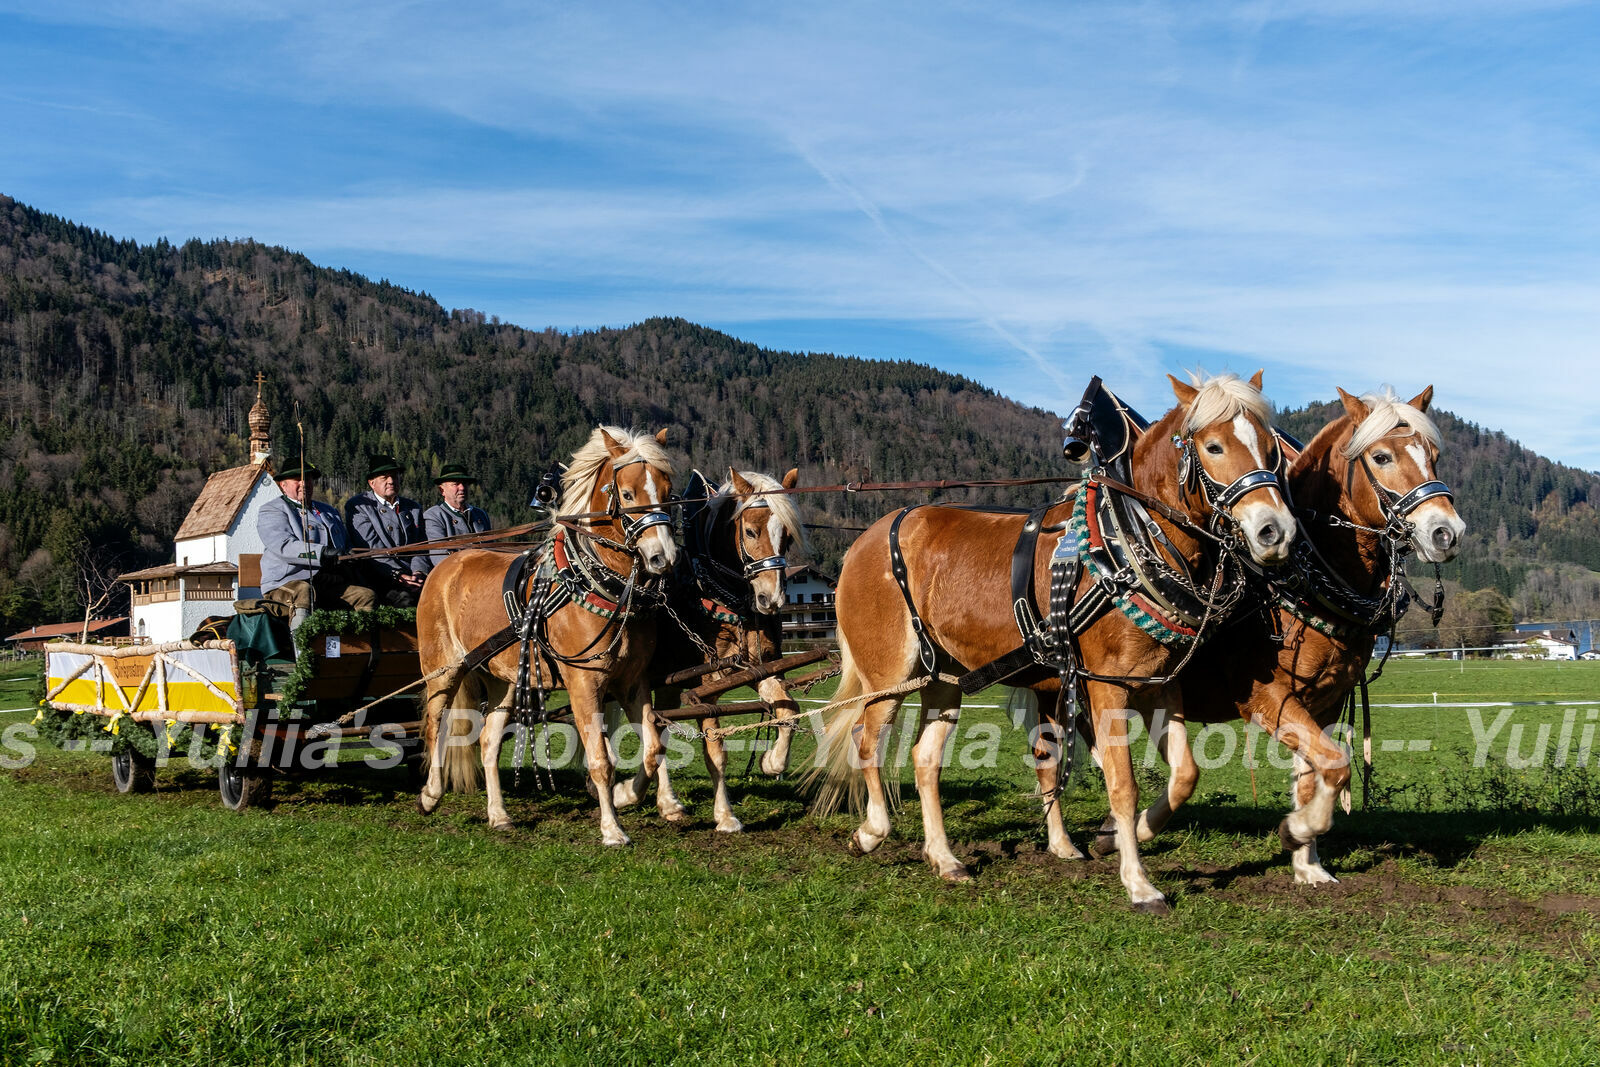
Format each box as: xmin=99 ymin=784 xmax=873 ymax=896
xmin=2 ymin=658 xmax=1597 ymax=1065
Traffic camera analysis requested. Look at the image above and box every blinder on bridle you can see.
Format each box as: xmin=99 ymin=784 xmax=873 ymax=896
xmin=1350 ymin=449 xmax=1454 ymax=544
xmin=734 ymin=495 xmax=789 ymax=582
xmin=1172 ymin=431 xmax=1286 ymax=532
xmin=603 ymin=455 xmax=674 ymax=550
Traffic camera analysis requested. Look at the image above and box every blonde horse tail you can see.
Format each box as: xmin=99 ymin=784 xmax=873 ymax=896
xmin=440 ymin=699 xmax=483 ymax=795
xmin=804 ymin=640 xmax=869 ymax=818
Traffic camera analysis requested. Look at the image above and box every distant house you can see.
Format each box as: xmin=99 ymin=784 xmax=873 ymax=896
xmin=783 ymin=564 xmax=837 ymax=644
xmin=1492 ymin=629 xmax=1578 ymax=661
xmin=119 ymin=378 xmax=277 ymax=645
xmin=1580 ymin=649 xmax=1600 ymax=661
xmin=5 ymin=617 xmax=129 ymax=652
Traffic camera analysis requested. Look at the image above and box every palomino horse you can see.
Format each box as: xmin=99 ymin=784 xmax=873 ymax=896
xmin=813 ymin=372 xmax=1297 ymax=912
xmin=1121 ymin=386 xmax=1464 ymax=882
xmin=616 ymin=469 xmax=807 ymax=831
xmin=415 ymin=427 xmax=678 ymax=844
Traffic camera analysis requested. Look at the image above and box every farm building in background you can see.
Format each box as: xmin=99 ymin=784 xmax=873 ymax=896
xmin=783 ymin=565 xmax=837 ymax=645
xmin=119 ymin=380 xmax=276 ymax=645
xmin=5 ymin=617 xmax=129 ymax=652
xmin=1492 ymin=629 xmax=1579 ymax=660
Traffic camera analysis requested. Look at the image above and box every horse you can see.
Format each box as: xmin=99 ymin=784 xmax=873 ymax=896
xmin=1118 ymin=386 xmax=1464 ymax=883
xmin=614 ymin=468 xmax=807 ymax=831
xmin=414 ymin=426 xmax=678 ymax=845
xmin=811 ymin=371 xmax=1297 ymax=912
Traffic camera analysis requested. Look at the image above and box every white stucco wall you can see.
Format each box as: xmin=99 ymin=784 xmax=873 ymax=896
xmin=134 ymin=601 xmax=186 ymax=645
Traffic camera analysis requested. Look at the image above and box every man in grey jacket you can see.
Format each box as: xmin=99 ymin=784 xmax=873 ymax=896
xmin=418 ymin=462 xmax=492 ymax=575
xmin=259 ymin=461 xmax=376 ymax=630
xmin=344 ymin=453 xmax=427 ymax=607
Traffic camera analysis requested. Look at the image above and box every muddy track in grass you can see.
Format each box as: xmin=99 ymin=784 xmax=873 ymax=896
xmin=12 ymin=753 xmax=1600 ymax=958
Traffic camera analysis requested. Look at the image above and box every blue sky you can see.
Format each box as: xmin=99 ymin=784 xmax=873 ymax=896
xmin=3 ymin=1 xmax=1598 ymax=470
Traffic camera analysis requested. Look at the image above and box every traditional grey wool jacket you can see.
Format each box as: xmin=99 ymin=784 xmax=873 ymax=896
xmin=419 ymin=502 xmax=492 ymax=574
xmin=259 ymin=494 xmax=351 ymax=594
xmin=345 ymin=491 xmax=428 ymax=578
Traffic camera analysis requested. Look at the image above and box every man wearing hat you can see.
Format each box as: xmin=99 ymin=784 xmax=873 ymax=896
xmin=344 ymin=453 xmax=428 ymax=607
xmin=258 ymin=460 xmax=376 ymax=630
xmin=419 ymin=462 xmax=492 ymax=574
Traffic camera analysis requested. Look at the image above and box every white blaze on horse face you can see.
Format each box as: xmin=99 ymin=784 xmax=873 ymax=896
xmin=1397 ymin=440 xmax=1466 ymax=564
xmin=638 ymin=468 xmax=678 ymax=573
xmin=1227 ymin=413 xmax=1296 ymax=566
xmin=745 ymin=506 xmax=787 ymax=615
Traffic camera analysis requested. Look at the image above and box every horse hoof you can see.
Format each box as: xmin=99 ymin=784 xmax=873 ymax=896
xmin=715 ymin=818 xmax=744 ymax=834
xmin=1131 ymin=897 xmax=1172 ymax=916
xmin=416 ymin=794 xmax=439 ymax=815
xmin=1089 ymin=833 xmax=1118 ymax=857
xmin=1295 ymin=867 xmax=1340 ymax=886
xmin=602 ymin=831 xmax=632 ymax=848
xmin=1049 ymin=843 xmax=1088 ymax=862
xmin=489 ymin=818 xmax=515 ymax=833
xmin=939 ymin=865 xmax=973 ymax=883
xmin=848 ymin=830 xmax=882 ymax=856
xmin=661 ymin=808 xmax=690 ymax=825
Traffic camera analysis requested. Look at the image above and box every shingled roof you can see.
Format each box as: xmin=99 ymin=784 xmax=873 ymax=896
xmin=173 ymin=462 xmax=272 ymax=541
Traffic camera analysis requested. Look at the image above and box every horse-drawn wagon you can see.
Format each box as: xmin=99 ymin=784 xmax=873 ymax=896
xmin=41 ymin=609 xmax=430 ymax=810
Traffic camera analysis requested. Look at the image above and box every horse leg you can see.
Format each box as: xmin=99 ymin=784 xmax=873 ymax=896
xmin=637 ymin=684 xmax=689 ymax=824
xmin=913 ymin=681 xmax=968 ymax=881
xmin=1031 ymin=708 xmax=1086 ymax=862
xmin=571 ymin=679 xmax=630 ymax=847
xmin=416 ymin=675 xmax=454 ymax=815
xmin=1088 ymin=681 xmax=1169 ymax=914
xmin=757 ymin=676 xmax=800 ymax=776
xmin=609 ymin=699 xmax=650 ymax=810
xmin=479 ymin=685 xmax=515 ymax=832
xmin=1094 ymin=711 xmax=1197 ymax=854
xmin=1276 ymin=727 xmax=1348 ymax=885
xmin=849 ymin=694 xmax=902 ymax=855
xmin=697 ymin=713 xmax=742 ymax=832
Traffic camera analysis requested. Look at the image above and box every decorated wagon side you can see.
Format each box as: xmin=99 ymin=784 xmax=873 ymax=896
xmin=42 ymin=608 xmax=428 ymax=811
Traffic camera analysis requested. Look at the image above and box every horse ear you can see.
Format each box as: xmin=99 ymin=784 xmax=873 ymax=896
xmin=600 ymin=429 xmax=626 ymax=459
xmin=1248 ymin=369 xmax=1264 ymax=390
xmin=654 ymin=428 xmax=670 ymax=446
xmin=781 ymin=468 xmax=799 ymax=490
xmin=1407 ymin=385 xmax=1434 ymax=412
xmin=1168 ymin=374 xmax=1199 ymax=407
xmin=1337 ymin=387 xmax=1370 ymax=424
xmin=729 ymin=469 xmax=754 ymax=496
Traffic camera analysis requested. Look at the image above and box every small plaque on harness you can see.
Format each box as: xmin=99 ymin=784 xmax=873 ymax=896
xmin=324 ymin=636 xmax=341 ymax=658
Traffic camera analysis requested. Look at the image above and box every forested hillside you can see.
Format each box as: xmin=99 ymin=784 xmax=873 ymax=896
xmin=0 ymin=196 xmax=1061 ymax=632
xmin=2 ymin=194 xmax=1597 ymax=638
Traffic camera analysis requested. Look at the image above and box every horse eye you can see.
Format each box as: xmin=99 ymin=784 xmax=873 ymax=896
xmin=1205 ymin=442 xmax=1224 ymax=455
xmin=622 ymin=490 xmax=635 ymax=501
xmin=1373 ymin=452 xmax=1392 ymax=466
xmin=745 ymin=527 xmax=758 ymax=539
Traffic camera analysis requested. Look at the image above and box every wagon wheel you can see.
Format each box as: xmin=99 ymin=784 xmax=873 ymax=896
xmin=111 ymin=746 xmax=156 ymax=794
xmin=218 ymin=760 xmax=273 ymax=811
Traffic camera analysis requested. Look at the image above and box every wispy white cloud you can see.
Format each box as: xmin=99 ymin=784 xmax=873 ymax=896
xmin=4 ymin=0 xmax=1599 ymax=468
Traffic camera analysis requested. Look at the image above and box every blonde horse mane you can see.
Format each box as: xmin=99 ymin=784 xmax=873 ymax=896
xmin=1342 ymin=387 xmax=1442 ymax=459
xmin=559 ymin=426 xmax=675 ymax=517
xmin=709 ymin=471 xmax=810 ymax=556
xmin=1181 ymin=371 xmax=1273 ymax=435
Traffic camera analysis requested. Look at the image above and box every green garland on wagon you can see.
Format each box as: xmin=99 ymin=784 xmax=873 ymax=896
xmin=274 ymin=606 xmax=418 ymax=706
xmin=34 ymin=705 xmax=234 ymax=762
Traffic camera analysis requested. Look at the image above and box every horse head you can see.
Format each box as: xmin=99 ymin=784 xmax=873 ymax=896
xmin=561 ymin=426 xmax=679 ymax=576
xmin=1333 ymin=386 xmax=1464 ymax=563
xmin=721 ymin=467 xmax=804 ymax=615
xmin=1166 ymin=369 xmax=1297 ymax=566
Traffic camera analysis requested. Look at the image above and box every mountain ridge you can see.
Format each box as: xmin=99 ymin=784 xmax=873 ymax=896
xmin=2 ymin=194 xmax=1595 ymax=635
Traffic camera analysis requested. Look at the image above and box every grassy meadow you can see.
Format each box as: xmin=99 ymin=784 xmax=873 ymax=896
xmin=1 ymin=657 xmax=1597 ymax=1065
